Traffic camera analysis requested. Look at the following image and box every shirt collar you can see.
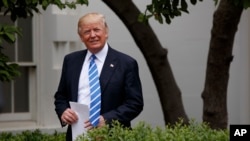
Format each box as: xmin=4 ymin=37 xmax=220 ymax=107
xmin=86 ymin=42 xmax=108 ymax=63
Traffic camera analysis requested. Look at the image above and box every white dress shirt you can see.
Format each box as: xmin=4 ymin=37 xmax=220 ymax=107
xmin=77 ymin=43 xmax=108 ymax=107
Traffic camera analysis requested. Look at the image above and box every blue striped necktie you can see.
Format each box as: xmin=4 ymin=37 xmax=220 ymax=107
xmin=88 ymin=54 xmax=101 ymax=127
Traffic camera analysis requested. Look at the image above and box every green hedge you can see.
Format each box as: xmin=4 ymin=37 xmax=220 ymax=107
xmin=0 ymin=130 xmax=65 ymax=141
xmin=0 ymin=120 xmax=229 ymax=141
xmin=77 ymin=120 xmax=229 ymax=141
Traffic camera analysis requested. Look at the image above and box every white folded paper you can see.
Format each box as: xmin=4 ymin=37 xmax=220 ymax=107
xmin=69 ymin=102 xmax=89 ymax=141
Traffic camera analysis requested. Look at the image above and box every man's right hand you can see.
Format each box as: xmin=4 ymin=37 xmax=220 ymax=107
xmin=61 ymin=108 xmax=78 ymax=125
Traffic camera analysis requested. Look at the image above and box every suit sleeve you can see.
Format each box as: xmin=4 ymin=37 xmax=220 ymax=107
xmin=102 ymin=59 xmax=144 ymax=126
xmin=54 ymin=56 xmax=70 ymax=126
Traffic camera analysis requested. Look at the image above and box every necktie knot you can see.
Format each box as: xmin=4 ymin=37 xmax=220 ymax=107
xmin=89 ymin=55 xmax=97 ymax=68
xmin=91 ymin=54 xmax=96 ymax=59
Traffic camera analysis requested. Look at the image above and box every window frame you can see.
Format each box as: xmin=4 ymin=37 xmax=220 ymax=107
xmin=0 ymin=14 xmax=37 ymax=122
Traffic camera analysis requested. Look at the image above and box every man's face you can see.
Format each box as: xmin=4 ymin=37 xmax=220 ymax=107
xmin=79 ymin=19 xmax=108 ymax=54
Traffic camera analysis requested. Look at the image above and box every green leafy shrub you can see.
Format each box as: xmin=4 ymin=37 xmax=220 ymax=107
xmin=0 ymin=129 xmax=65 ymax=141
xmin=0 ymin=120 xmax=229 ymax=141
xmin=77 ymin=120 xmax=229 ymax=141
xmin=0 ymin=24 xmax=21 ymax=82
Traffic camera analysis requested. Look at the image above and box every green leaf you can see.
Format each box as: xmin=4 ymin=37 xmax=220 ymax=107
xmin=0 ymin=52 xmax=20 ymax=82
xmin=41 ymin=0 xmax=49 ymax=10
xmin=190 ymin=0 xmax=197 ymax=5
xmin=173 ymin=9 xmax=182 ymax=16
xmin=214 ymin=0 xmax=219 ymax=5
xmin=5 ymin=32 xmax=15 ymax=42
xmin=173 ymin=0 xmax=180 ymax=8
xmin=80 ymin=0 xmax=89 ymax=5
xmin=147 ymin=4 xmax=154 ymax=13
xmin=243 ymin=0 xmax=250 ymax=9
xmin=2 ymin=0 xmax=9 ymax=7
xmin=138 ymin=13 xmax=146 ymax=23
xmin=155 ymin=13 xmax=164 ymax=24
xmin=181 ymin=0 xmax=188 ymax=11
xmin=165 ymin=15 xmax=171 ymax=24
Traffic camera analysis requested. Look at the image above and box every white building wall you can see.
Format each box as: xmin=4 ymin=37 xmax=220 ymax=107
xmin=228 ymin=10 xmax=250 ymax=124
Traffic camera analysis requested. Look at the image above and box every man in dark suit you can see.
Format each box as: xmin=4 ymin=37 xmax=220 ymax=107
xmin=54 ymin=12 xmax=143 ymax=141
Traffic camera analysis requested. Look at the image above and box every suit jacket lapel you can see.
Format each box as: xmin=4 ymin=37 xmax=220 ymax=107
xmin=100 ymin=47 xmax=118 ymax=93
xmin=71 ymin=47 xmax=117 ymax=99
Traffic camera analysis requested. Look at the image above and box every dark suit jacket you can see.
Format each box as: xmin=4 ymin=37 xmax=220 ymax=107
xmin=54 ymin=46 xmax=143 ymax=141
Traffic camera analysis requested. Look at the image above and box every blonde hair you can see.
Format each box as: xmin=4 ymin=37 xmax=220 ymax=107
xmin=78 ymin=12 xmax=108 ymax=35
